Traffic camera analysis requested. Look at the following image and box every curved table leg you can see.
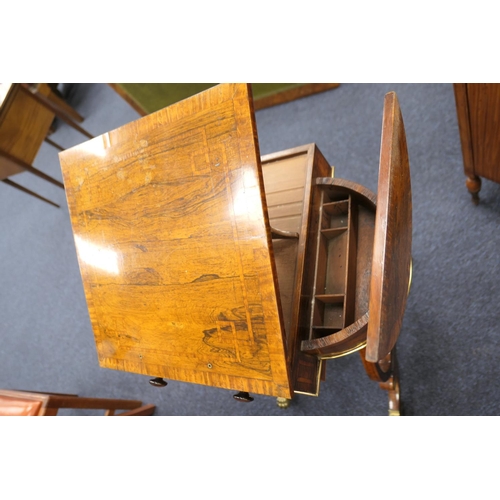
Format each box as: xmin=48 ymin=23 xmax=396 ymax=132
xmin=377 ymin=351 xmax=400 ymax=416
xmin=359 ymin=347 xmax=400 ymax=416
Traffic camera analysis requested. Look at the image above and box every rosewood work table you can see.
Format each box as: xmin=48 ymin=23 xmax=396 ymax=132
xmin=59 ymin=83 xmax=412 ymax=415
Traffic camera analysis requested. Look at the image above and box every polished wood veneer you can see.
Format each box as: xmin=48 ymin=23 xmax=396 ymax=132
xmin=60 ymin=84 xmax=412 ymax=414
xmin=0 ymin=83 xmax=92 ymax=207
xmin=454 ymin=83 xmax=500 ymax=203
xmin=0 ymin=83 xmax=55 ymax=178
xmin=60 ymin=84 xmax=292 ymax=398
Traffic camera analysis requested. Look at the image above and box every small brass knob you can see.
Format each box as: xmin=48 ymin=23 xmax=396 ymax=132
xmin=233 ymin=391 xmax=254 ymax=403
xmin=149 ymin=377 xmax=168 ymax=387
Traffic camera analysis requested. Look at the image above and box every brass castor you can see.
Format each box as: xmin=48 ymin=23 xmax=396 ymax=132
xmin=276 ymin=397 xmax=291 ymax=409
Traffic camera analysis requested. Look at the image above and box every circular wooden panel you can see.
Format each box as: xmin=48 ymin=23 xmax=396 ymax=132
xmin=366 ymin=92 xmax=412 ymax=363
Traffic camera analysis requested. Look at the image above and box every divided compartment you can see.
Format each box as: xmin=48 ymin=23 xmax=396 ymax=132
xmin=310 ymin=191 xmax=357 ymax=339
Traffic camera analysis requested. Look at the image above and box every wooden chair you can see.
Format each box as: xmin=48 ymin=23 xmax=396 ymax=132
xmin=0 ymin=389 xmax=155 ymax=416
xmin=59 ymin=84 xmax=412 ymax=415
xmin=0 ymin=83 xmax=93 ymax=208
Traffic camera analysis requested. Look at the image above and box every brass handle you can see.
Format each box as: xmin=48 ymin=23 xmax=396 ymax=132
xmin=233 ymin=391 xmax=254 ymax=402
xmin=149 ymin=377 xmax=168 ymax=387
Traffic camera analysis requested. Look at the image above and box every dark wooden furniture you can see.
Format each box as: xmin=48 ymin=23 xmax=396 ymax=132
xmin=454 ymin=83 xmax=500 ymax=203
xmin=0 ymin=389 xmax=155 ymax=416
xmin=0 ymin=83 xmax=93 ymax=207
xmin=60 ymin=84 xmax=412 ymax=415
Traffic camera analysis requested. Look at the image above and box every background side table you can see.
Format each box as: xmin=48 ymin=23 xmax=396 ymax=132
xmin=454 ymin=83 xmax=500 ymax=203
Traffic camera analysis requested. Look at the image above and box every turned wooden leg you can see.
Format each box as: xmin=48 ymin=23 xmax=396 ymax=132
xmin=0 ymin=150 xmax=64 ymax=189
xmin=466 ymin=175 xmax=481 ymax=205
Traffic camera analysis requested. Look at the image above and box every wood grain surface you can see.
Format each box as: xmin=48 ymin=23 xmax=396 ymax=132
xmin=0 ymin=83 xmax=55 ymax=179
xmin=454 ymin=83 xmax=500 ymax=202
xmin=60 ymin=83 xmax=292 ymax=398
xmin=0 ymin=390 xmax=155 ymax=416
xmin=453 ymin=83 xmax=475 ymax=179
xmin=261 ymin=144 xmax=331 ymax=395
xmin=463 ymin=84 xmax=500 ymax=183
xmin=366 ymin=92 xmax=412 ymax=362
xmin=299 ymin=178 xmax=376 ymax=361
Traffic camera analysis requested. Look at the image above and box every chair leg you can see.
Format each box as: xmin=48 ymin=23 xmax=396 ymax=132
xmin=40 ymin=408 xmax=59 ymax=416
xmin=0 ymin=390 xmax=155 ymax=416
xmin=0 ymin=150 xmax=64 ymax=189
xmin=116 ymin=404 xmax=156 ymax=416
xmin=46 ymin=395 xmax=147 ymax=412
xmin=20 ymin=85 xmax=93 ymax=140
xmin=44 ymin=137 xmax=65 ymax=151
xmin=2 ymin=179 xmax=60 ymax=208
xmin=41 ymin=86 xmax=84 ymax=124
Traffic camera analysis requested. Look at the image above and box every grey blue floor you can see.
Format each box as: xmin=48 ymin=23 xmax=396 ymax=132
xmin=1 ymin=83 xmax=499 ymax=415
